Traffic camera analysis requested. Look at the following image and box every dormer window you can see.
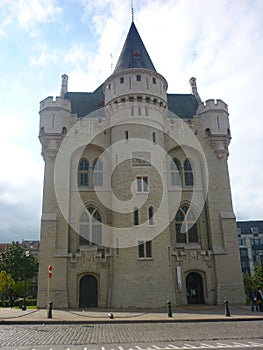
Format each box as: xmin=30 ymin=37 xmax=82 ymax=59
xmin=133 ymin=50 xmax=140 ymax=58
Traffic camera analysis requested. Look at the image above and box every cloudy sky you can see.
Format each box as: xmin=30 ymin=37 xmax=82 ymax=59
xmin=0 ymin=0 xmax=262 ymax=243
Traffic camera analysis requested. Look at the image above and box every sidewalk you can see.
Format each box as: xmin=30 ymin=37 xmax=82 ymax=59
xmin=1 ymin=305 xmax=263 ymax=324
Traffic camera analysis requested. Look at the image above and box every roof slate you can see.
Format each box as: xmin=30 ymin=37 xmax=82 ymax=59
xmin=65 ymin=86 xmax=198 ymax=119
xmin=113 ymin=22 xmax=156 ymax=73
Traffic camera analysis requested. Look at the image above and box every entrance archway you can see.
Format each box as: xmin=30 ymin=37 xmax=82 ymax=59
xmin=79 ymin=275 xmax=98 ymax=308
xmin=186 ymin=272 xmax=204 ymax=304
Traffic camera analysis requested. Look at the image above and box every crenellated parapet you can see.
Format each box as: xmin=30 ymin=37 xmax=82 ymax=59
xmin=197 ymin=99 xmax=228 ymax=114
xmin=197 ymin=98 xmax=231 ymax=160
xmin=39 ymin=94 xmax=74 ymax=161
xmin=40 ymin=96 xmax=71 ymax=112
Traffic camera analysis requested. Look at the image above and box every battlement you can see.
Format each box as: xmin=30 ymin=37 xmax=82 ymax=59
xmin=197 ymin=99 xmax=228 ymax=114
xmin=40 ymin=96 xmax=71 ymax=112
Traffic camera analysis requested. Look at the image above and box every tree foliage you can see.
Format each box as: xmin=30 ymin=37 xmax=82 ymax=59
xmin=243 ymin=262 xmax=263 ymax=296
xmin=0 ymin=241 xmax=38 ymax=283
xmin=0 ymin=271 xmax=15 ymax=296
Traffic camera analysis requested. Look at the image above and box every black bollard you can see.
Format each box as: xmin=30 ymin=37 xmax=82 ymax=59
xmin=167 ymin=300 xmax=172 ymax=317
xmin=48 ymin=301 xmax=53 ymax=319
xmin=21 ymin=298 xmax=27 ymax=311
xmin=224 ymin=300 xmax=231 ymax=317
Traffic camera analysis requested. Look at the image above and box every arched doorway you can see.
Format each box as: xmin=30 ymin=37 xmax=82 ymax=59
xmin=79 ymin=275 xmax=98 ymax=308
xmin=186 ymin=272 xmax=204 ymax=304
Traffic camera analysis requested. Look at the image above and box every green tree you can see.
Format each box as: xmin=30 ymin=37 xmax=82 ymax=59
xmin=0 ymin=241 xmax=38 ymax=283
xmin=0 ymin=271 xmax=15 ymax=297
xmin=253 ymin=262 xmax=263 ymax=289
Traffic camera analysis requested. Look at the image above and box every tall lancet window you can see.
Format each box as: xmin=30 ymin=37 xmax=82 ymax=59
xmin=170 ymin=158 xmax=181 ymax=186
xmin=175 ymin=206 xmax=198 ymax=244
xmin=184 ymin=159 xmax=194 ymax=186
xmin=93 ymin=158 xmax=103 ymax=186
xmin=79 ymin=207 xmax=102 ymax=246
xmin=79 ymin=159 xmax=89 ymax=186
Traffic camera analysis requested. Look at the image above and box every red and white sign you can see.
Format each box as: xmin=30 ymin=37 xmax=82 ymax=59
xmin=48 ymin=265 xmax=53 ymax=278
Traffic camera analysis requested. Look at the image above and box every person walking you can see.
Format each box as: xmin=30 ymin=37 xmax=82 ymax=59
xmin=249 ymin=289 xmax=259 ymax=312
xmin=256 ymin=288 xmax=263 ymax=312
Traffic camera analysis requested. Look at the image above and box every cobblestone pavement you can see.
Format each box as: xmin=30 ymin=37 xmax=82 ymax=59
xmin=0 ymin=321 xmax=263 ymax=347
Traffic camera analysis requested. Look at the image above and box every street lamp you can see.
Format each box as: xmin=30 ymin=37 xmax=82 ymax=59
xmin=21 ymin=251 xmax=30 ymax=311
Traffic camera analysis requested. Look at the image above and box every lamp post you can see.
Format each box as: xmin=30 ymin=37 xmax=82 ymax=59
xmin=21 ymin=251 xmax=30 ymax=311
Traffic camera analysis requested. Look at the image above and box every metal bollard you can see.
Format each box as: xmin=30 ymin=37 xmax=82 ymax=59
xmin=21 ymin=298 xmax=27 ymax=311
xmin=167 ymin=300 xmax=172 ymax=317
xmin=224 ymin=300 xmax=231 ymax=317
xmin=48 ymin=301 xmax=53 ymax=319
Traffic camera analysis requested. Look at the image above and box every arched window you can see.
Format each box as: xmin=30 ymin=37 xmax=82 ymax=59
xmin=184 ymin=159 xmax=194 ymax=186
xmin=93 ymin=158 xmax=103 ymax=186
xmin=79 ymin=207 xmax=102 ymax=245
xmin=170 ymin=158 xmax=181 ymax=186
xmin=62 ymin=127 xmax=67 ymax=137
xmin=175 ymin=206 xmax=198 ymax=244
xmin=148 ymin=206 xmax=154 ymax=225
xmin=134 ymin=207 xmax=139 ymax=226
xmin=79 ymin=159 xmax=89 ymax=186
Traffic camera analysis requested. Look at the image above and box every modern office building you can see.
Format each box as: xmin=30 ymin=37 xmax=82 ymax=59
xmin=237 ymin=221 xmax=263 ymax=275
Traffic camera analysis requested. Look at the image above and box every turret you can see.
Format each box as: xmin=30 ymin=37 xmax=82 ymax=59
xmin=103 ymin=22 xmax=168 ymax=128
xmin=197 ymin=99 xmax=231 ymax=159
xmin=39 ymin=76 xmax=73 ymax=160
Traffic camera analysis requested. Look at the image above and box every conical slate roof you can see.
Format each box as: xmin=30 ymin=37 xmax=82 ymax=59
xmin=113 ymin=22 xmax=156 ymax=73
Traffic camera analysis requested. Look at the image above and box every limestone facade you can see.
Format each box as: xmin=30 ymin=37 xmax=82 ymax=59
xmin=37 ymin=22 xmax=245 ymax=309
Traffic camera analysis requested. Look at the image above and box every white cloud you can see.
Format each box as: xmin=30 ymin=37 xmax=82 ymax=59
xmin=0 ymin=0 xmax=61 ymax=35
xmin=1 ymin=0 xmax=263 ymax=242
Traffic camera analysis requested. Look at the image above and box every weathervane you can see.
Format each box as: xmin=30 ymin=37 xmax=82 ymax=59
xmin=131 ymin=0 xmax=134 ymax=22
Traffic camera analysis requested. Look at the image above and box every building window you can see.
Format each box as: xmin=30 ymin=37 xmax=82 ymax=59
xmin=120 ymin=77 xmax=124 ymax=84
xmin=131 ymin=107 xmax=134 ymax=116
xmin=170 ymin=158 xmax=181 ymax=186
xmin=136 ymin=176 xmax=148 ymax=192
xmin=153 ymin=77 xmax=156 ymax=84
xmin=138 ymin=241 xmax=152 ymax=258
xmin=148 ymin=206 xmax=154 ymax=225
xmin=175 ymin=206 xmax=198 ymax=244
xmin=79 ymin=207 xmax=102 ymax=245
xmin=124 ymin=130 xmax=129 ymax=141
xmin=93 ymin=158 xmax=103 ymax=186
xmin=134 ymin=207 xmax=139 ymax=226
xmin=136 ymin=75 xmax=141 ymax=81
xmin=138 ymin=107 xmax=141 ymax=116
xmin=184 ymin=159 xmax=194 ymax=186
xmin=79 ymin=158 xmax=89 ymax=186
xmin=152 ymin=132 xmax=156 ymax=143
xmin=145 ymin=107 xmax=149 ymax=116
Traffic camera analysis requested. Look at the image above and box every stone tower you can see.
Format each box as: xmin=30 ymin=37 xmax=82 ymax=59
xmin=37 ymin=21 xmax=245 ymax=308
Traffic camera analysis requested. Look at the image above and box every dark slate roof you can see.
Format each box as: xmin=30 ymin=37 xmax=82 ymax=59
xmin=65 ymin=84 xmax=105 ymax=118
xmin=65 ymin=86 xmax=198 ymax=119
xmin=113 ymin=22 xmax=156 ymax=73
xmin=167 ymin=94 xmax=198 ymax=118
xmin=237 ymin=221 xmax=263 ymax=234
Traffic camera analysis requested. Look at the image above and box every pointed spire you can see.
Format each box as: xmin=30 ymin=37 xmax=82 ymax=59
xmin=113 ymin=22 xmax=156 ymax=74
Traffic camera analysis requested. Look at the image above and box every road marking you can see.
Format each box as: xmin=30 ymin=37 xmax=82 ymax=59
xmin=248 ymin=342 xmax=263 ymax=347
xmin=199 ymin=344 xmax=217 ymax=348
xmin=232 ymin=342 xmax=253 ymax=347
